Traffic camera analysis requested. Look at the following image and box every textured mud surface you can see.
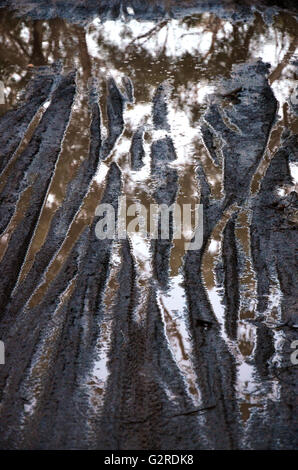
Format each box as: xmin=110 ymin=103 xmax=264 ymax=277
xmin=0 ymin=0 xmax=298 ymax=23
xmin=0 ymin=0 xmax=297 ymax=450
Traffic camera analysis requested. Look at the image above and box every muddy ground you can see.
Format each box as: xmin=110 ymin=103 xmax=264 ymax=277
xmin=0 ymin=0 xmax=297 ymax=450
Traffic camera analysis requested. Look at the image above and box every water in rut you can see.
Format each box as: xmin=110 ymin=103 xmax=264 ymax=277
xmin=0 ymin=0 xmax=297 ymax=449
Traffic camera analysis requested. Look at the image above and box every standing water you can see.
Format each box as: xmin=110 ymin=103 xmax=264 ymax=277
xmin=0 ymin=0 xmax=297 ymax=450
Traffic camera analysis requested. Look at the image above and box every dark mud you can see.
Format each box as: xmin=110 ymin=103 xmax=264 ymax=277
xmin=0 ymin=0 xmax=297 ymax=451
xmin=0 ymin=0 xmax=297 ymax=24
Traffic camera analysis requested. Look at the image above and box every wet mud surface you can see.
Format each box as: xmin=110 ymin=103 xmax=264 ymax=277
xmin=0 ymin=0 xmax=297 ymax=450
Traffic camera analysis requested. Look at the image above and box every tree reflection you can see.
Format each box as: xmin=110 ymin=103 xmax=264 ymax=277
xmin=0 ymin=8 xmax=297 ymax=122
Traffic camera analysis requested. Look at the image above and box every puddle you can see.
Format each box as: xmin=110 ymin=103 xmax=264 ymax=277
xmin=0 ymin=1 xmax=297 ymax=449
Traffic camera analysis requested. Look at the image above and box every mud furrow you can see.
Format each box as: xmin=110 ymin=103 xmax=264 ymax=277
xmin=4 ymin=85 xmax=101 ymax=321
xmin=150 ymin=84 xmax=178 ymax=288
xmin=0 ymin=43 xmax=296 ymax=450
xmin=222 ymin=215 xmax=240 ymax=340
xmin=0 ymin=71 xmax=76 ymax=314
xmin=0 ymin=70 xmax=54 ymax=174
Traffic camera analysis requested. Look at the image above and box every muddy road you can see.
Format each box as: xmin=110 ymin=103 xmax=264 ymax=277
xmin=0 ymin=0 xmax=297 ymax=450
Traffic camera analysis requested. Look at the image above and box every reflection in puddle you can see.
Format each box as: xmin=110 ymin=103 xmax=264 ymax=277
xmin=157 ymin=274 xmax=202 ymax=407
xmin=84 ymin=242 xmax=122 ymax=414
xmin=0 ymin=2 xmax=297 ymax=448
xmin=18 ymin=89 xmax=91 ymax=284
